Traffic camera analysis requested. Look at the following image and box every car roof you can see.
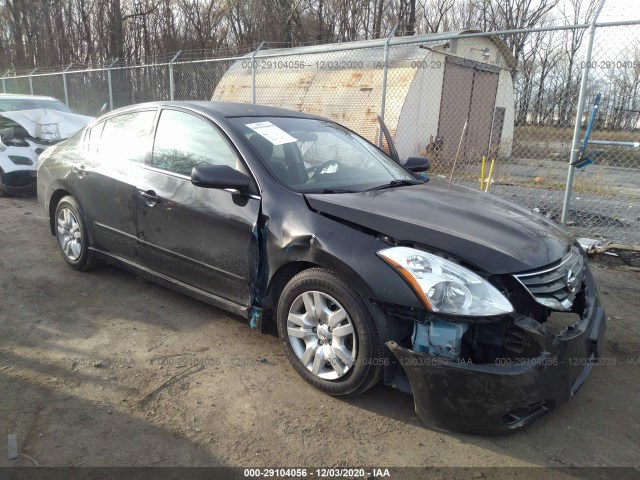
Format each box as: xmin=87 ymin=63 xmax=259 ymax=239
xmin=0 ymin=93 xmax=63 ymax=102
xmin=109 ymin=101 xmax=322 ymax=120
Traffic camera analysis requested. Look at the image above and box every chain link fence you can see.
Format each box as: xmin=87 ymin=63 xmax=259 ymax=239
xmin=2 ymin=21 xmax=639 ymax=245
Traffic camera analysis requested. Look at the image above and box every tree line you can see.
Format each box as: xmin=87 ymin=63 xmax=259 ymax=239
xmin=0 ymin=0 xmax=590 ymax=69
xmin=0 ymin=0 xmax=638 ymax=130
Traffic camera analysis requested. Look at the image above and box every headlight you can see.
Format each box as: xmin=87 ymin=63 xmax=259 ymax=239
xmin=378 ymin=246 xmax=513 ymax=316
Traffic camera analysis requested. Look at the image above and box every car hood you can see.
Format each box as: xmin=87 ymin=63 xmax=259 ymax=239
xmin=304 ymin=180 xmax=573 ymax=274
xmin=0 ymin=109 xmax=93 ymax=141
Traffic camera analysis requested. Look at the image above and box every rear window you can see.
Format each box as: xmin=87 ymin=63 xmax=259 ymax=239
xmin=95 ymin=110 xmax=156 ymax=164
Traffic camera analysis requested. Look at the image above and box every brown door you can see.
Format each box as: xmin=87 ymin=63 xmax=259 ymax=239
xmin=437 ymin=58 xmax=500 ymax=165
xmin=464 ymin=70 xmax=499 ymax=162
xmin=437 ymin=61 xmax=474 ymax=164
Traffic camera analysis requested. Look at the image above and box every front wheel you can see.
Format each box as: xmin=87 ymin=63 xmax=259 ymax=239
xmin=0 ymin=181 xmax=10 ymax=197
xmin=277 ymin=268 xmax=383 ymax=396
xmin=0 ymin=169 xmax=13 ymax=197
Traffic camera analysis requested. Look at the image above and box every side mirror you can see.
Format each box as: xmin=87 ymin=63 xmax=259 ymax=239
xmin=191 ymin=165 xmax=251 ymax=192
xmin=404 ymin=156 xmax=430 ymax=172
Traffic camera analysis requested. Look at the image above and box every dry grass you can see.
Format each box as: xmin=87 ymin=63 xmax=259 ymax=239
xmin=515 ymin=125 xmax=640 ymax=143
xmin=492 ymin=174 xmax=613 ymax=196
xmin=511 ymin=125 xmax=640 ymax=164
xmin=430 ymin=168 xmax=617 ymax=197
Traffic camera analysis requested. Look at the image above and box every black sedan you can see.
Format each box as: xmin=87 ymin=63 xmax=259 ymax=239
xmin=37 ymin=102 xmax=605 ymax=434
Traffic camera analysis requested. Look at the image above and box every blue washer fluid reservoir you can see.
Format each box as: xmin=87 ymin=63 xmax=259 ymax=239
xmin=412 ymin=320 xmax=469 ymax=359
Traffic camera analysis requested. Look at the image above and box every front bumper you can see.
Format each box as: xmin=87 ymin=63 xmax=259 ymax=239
xmin=386 ymin=267 xmax=606 ymax=435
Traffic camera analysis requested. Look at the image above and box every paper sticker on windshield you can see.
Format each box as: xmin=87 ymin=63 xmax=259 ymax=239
xmin=246 ymin=121 xmax=297 ymax=145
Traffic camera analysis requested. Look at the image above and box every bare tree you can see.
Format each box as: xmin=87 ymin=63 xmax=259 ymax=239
xmin=556 ymin=0 xmax=599 ymax=124
xmin=418 ymin=0 xmax=455 ymax=33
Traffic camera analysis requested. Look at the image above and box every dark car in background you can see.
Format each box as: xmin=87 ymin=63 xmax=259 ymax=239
xmin=37 ymin=101 xmax=605 ymax=434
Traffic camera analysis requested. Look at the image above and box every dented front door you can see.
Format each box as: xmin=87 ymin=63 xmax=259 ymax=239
xmin=136 ymin=108 xmax=260 ymax=307
xmin=136 ymin=171 xmax=260 ymax=306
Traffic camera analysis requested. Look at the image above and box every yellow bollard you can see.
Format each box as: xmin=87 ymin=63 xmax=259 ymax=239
xmin=484 ymin=158 xmax=495 ymax=192
xmin=480 ymin=156 xmax=486 ymax=190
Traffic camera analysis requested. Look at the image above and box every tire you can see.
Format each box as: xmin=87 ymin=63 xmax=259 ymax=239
xmin=0 ymin=181 xmax=10 ymax=197
xmin=277 ymin=268 xmax=383 ymax=396
xmin=0 ymin=170 xmax=11 ymax=197
xmin=54 ymin=195 xmax=98 ymax=271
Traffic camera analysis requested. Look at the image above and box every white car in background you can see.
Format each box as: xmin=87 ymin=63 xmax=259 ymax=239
xmin=0 ymin=94 xmax=93 ymax=196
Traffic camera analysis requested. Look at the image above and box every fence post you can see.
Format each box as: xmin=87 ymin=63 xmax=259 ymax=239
xmin=28 ymin=67 xmax=38 ymax=95
xmin=168 ymin=51 xmax=181 ymax=101
xmin=251 ymin=41 xmax=265 ymax=104
xmin=378 ymin=25 xmax=398 ymax=147
xmin=107 ymin=58 xmax=119 ymax=110
xmin=1 ymin=71 xmax=9 ymax=93
xmin=62 ymin=63 xmax=73 ymax=107
xmin=561 ymin=1 xmax=605 ymax=226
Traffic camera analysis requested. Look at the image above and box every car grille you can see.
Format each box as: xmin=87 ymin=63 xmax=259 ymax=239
xmin=514 ymin=245 xmax=585 ymax=311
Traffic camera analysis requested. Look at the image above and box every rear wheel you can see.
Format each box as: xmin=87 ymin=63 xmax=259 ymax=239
xmin=54 ymin=196 xmax=98 ymax=271
xmin=277 ymin=268 xmax=383 ymax=396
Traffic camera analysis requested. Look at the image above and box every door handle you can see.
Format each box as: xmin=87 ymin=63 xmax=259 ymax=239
xmin=139 ymin=190 xmax=160 ymax=206
xmin=72 ymin=164 xmax=88 ymax=177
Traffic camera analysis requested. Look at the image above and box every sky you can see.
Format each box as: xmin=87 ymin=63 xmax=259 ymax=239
xmin=596 ymin=0 xmax=640 ymax=22
xmin=560 ymin=0 xmax=640 ymax=59
xmin=545 ymin=0 xmax=640 ymax=24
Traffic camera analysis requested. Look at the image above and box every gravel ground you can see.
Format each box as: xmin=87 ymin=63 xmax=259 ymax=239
xmin=489 ymin=182 xmax=639 ymax=244
xmin=438 ymin=154 xmax=640 ymax=245
xmin=446 ymin=177 xmax=640 ymax=245
xmin=1 ymin=196 xmax=640 ymax=476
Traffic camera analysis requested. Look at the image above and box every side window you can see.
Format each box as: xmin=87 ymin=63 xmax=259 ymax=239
xmin=152 ymin=109 xmax=239 ymax=176
xmin=97 ymin=110 xmax=155 ymax=164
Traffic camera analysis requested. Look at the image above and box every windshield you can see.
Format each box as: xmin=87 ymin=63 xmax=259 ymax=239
xmin=230 ymin=116 xmax=421 ymax=193
xmin=0 ymin=98 xmax=71 ymax=113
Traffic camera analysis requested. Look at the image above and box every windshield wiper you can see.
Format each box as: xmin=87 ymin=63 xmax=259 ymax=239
xmin=365 ymin=179 xmax=424 ymax=192
xmin=319 ymin=188 xmax=358 ymax=193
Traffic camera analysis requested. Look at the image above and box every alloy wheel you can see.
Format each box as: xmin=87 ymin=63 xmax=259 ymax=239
xmin=57 ymin=207 xmax=83 ymax=261
xmin=287 ymin=290 xmax=357 ymax=380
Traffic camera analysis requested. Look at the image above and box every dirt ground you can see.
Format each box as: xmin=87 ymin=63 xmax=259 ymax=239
xmin=1 ymin=196 xmax=640 ymax=474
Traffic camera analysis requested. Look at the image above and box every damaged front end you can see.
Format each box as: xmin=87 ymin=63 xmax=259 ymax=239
xmin=0 ymin=109 xmax=92 ymax=195
xmin=0 ymin=130 xmax=41 ymax=194
xmin=383 ymin=245 xmax=606 ymax=435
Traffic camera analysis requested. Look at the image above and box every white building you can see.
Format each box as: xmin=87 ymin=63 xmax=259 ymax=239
xmin=213 ymin=31 xmax=517 ymax=164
